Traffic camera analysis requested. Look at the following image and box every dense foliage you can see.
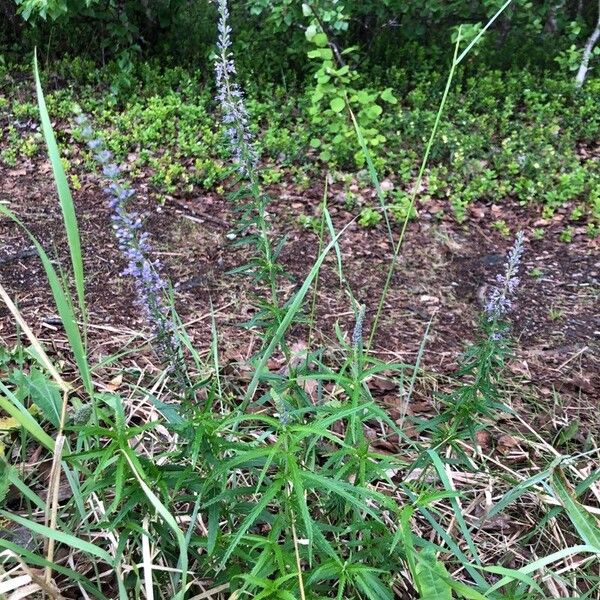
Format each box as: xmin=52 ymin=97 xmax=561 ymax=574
xmin=1 ymin=55 xmax=599 ymax=234
xmin=1 ymin=0 xmax=600 ymax=70
xmin=0 ymin=0 xmax=599 ymax=598
xmin=1 ymin=1 xmax=599 ymax=235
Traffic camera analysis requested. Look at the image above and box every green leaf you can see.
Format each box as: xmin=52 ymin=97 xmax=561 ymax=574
xmin=427 ymin=449 xmax=480 ymax=565
xmin=0 ymin=461 xmax=12 ymax=505
xmin=0 ymin=509 xmax=113 ymax=564
xmin=355 ymin=90 xmax=371 ymax=104
xmin=330 ymin=97 xmax=345 ymax=113
xmin=23 ymin=368 xmax=62 ymax=427
xmin=415 ymin=549 xmax=452 ymax=600
xmin=310 ymin=138 xmax=322 ymax=148
xmin=34 ymin=52 xmax=87 ymax=335
xmin=318 ymin=149 xmax=331 ymax=162
xmin=445 ymin=578 xmax=487 ymax=599
xmin=380 ymin=88 xmax=398 ymax=104
xmin=0 ymin=381 xmax=55 ymax=451
xmin=220 ymin=480 xmax=283 ymax=567
xmin=352 ymin=568 xmax=393 ymax=600
xmin=288 ymin=460 xmax=313 ymax=556
xmin=551 ymin=467 xmax=600 ymax=548
xmin=366 ymin=104 xmax=383 ymax=119
xmin=301 ymin=471 xmax=383 ymax=521
xmin=305 ymin=24 xmax=317 ymax=41
xmin=312 ymin=32 xmax=328 ymax=47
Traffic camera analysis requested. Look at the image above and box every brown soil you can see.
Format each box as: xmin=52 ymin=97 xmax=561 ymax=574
xmin=0 ymin=156 xmax=598 ymax=431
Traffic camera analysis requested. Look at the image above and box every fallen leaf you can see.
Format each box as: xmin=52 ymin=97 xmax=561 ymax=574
xmin=106 ymin=374 xmax=123 ymax=391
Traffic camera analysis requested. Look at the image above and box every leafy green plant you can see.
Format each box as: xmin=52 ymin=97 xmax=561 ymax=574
xmin=358 ymin=206 xmax=381 ymax=228
xmin=2 ymin=2 xmax=600 ymax=598
xmin=306 ymin=27 xmax=397 ymax=167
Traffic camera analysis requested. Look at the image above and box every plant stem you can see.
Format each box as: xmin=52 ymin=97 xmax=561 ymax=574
xmin=367 ymin=30 xmax=462 ymax=351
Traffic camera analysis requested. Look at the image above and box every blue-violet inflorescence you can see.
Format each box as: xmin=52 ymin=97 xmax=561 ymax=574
xmin=75 ymin=113 xmax=184 ymax=372
xmin=485 ymin=231 xmax=525 ymax=326
xmin=214 ymin=0 xmax=257 ymax=178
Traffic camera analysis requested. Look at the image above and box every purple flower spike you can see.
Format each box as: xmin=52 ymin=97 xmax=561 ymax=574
xmin=485 ymin=232 xmax=525 ymax=324
xmin=103 ymin=164 xmax=120 ymax=178
xmin=214 ymin=0 xmax=257 ymax=178
xmin=75 ymin=113 xmax=185 ymax=375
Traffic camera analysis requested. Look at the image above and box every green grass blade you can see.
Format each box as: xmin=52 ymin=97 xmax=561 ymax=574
xmin=323 ymin=203 xmax=346 ymax=289
xmin=481 ymin=565 xmax=544 ymax=595
xmin=352 ymin=568 xmax=394 ymax=600
xmin=0 ymin=381 xmax=55 ymax=451
xmin=0 ymin=205 xmax=92 ymax=395
xmin=367 ymin=31 xmax=461 ymax=350
xmin=0 ymin=538 xmax=109 ymax=600
xmin=486 ymin=544 xmax=600 ymax=594
xmin=0 ymin=509 xmax=113 ymax=563
xmin=122 ymin=449 xmax=189 ymax=600
xmin=7 ymin=468 xmax=47 ymax=509
xmin=220 ymin=479 xmax=284 ymax=568
xmin=345 ymin=102 xmax=394 ymax=250
xmin=209 ymin=297 xmax=222 ymax=398
xmin=427 ymin=449 xmax=481 ymax=565
xmin=551 ymin=466 xmax=600 ymax=548
xmin=244 ymin=217 xmax=354 ymax=404
xmin=402 ymin=485 xmax=487 ymax=587
xmin=33 ymin=51 xmax=87 ymax=330
xmin=455 ymin=0 xmax=514 ymax=64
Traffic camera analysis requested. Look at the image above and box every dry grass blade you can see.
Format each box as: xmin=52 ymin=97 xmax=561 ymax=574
xmin=0 ymin=282 xmax=70 ymax=394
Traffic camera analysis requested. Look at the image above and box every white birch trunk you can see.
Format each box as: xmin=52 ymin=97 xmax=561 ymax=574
xmin=575 ymin=0 xmax=600 ymax=88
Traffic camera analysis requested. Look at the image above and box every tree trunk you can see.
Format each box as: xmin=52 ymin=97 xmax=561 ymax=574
xmin=575 ymin=0 xmax=600 ymax=87
xmin=544 ymin=1 xmax=565 ymax=34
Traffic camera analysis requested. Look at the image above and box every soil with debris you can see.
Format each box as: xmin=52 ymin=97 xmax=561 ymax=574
xmin=0 ymin=154 xmax=598 ymax=439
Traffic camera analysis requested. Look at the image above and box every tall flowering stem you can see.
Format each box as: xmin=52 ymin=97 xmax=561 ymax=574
xmin=213 ymin=0 xmax=286 ymax=353
xmin=75 ymin=114 xmax=187 ymax=384
xmin=214 ymin=0 xmax=257 ymax=180
xmin=485 ymin=231 xmax=525 ymax=337
xmin=441 ymin=232 xmax=527 ymax=436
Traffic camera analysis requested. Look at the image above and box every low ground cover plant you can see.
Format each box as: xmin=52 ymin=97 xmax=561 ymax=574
xmin=0 ymin=51 xmax=599 ymax=235
xmin=0 ymin=1 xmax=599 ymax=599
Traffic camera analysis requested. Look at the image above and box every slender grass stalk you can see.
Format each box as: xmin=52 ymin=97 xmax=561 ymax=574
xmin=0 ymin=206 xmax=93 ymax=396
xmin=44 ymin=433 xmax=66 ymax=583
xmin=366 ymin=30 xmax=462 ymax=350
xmin=244 ymin=217 xmax=355 ymax=404
xmin=209 ymin=297 xmax=222 ymax=399
xmin=455 ymin=0 xmax=514 ymax=65
xmin=0 ymin=510 xmax=113 ymax=564
xmin=366 ymin=0 xmax=515 ymax=350
xmin=44 ymin=370 xmax=72 ymax=583
xmin=306 ymin=178 xmax=328 ymax=353
xmin=0 ymin=380 xmax=55 ymax=452
xmin=0 ymin=282 xmax=70 ymax=394
xmin=122 ymin=450 xmax=188 ymax=600
xmin=346 ymin=105 xmax=395 ymax=250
